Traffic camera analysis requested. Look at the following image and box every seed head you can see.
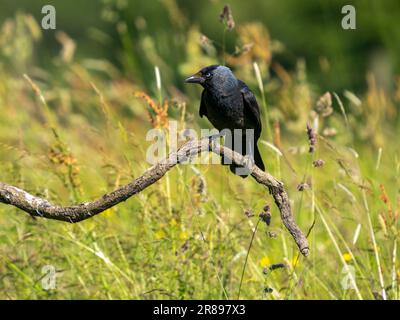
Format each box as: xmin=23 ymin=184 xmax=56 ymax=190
xmin=297 ymin=182 xmax=310 ymax=192
xmin=219 ymin=4 xmax=235 ymax=31
xmin=315 ymin=92 xmax=333 ymax=117
xmin=259 ymin=204 xmax=271 ymax=226
xmin=313 ymin=159 xmax=325 ymax=168
xmin=307 ymin=122 xmax=317 ymax=153
xmin=244 ymin=209 xmax=254 ymax=218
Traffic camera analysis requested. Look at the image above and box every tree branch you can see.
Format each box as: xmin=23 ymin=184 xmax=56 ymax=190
xmin=0 ymin=137 xmax=309 ymax=256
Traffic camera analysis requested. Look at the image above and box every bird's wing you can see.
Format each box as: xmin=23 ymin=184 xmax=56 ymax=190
xmin=199 ymin=89 xmax=208 ymax=118
xmin=239 ymin=80 xmax=262 ymax=137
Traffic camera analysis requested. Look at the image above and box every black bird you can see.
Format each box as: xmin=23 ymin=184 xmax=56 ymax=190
xmin=185 ymin=65 xmax=265 ymax=177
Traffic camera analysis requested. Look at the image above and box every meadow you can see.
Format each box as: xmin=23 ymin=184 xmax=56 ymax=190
xmin=0 ymin=1 xmax=399 ymax=299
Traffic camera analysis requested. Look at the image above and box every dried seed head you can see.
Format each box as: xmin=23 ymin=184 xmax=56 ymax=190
xmin=264 ymin=287 xmax=273 ymax=293
xmin=297 ymin=182 xmax=310 ymax=192
xmin=260 ymin=212 xmax=271 ymax=225
xmin=268 ymin=231 xmax=277 ymax=238
xmin=135 ymin=91 xmax=169 ymax=129
xmin=244 ymin=209 xmax=254 ymax=218
xmin=315 ymin=92 xmax=333 ymax=117
xmin=307 ymin=122 xmax=317 ymax=153
xmin=199 ymin=34 xmax=211 ymax=47
xmin=313 ymin=159 xmax=325 ymax=168
xmin=219 ymin=4 xmax=235 ymax=31
xmin=197 ymin=176 xmax=206 ymax=195
xmin=260 ymin=205 xmax=271 ymax=226
xmin=181 ymin=240 xmax=189 ymax=252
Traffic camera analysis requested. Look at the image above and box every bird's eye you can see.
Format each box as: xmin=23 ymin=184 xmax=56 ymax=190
xmin=205 ymin=72 xmax=212 ymax=79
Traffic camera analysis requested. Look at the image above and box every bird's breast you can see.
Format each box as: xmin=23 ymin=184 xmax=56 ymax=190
xmin=203 ymin=91 xmax=245 ymax=131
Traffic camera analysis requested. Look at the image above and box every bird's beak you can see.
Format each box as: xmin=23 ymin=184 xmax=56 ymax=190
xmin=185 ymin=72 xmax=204 ymax=84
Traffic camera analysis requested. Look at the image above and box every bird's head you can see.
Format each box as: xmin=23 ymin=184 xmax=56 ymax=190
xmin=185 ymin=65 xmax=237 ymax=91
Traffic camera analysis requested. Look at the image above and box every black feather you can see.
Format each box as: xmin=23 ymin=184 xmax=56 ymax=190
xmin=186 ymin=65 xmax=265 ymax=177
xmin=199 ymin=90 xmax=207 ymax=118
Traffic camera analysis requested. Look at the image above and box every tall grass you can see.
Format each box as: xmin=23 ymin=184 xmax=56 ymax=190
xmin=0 ymin=8 xmax=399 ymax=300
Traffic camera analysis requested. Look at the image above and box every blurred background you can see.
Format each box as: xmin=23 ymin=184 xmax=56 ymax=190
xmin=1 ymin=0 xmax=400 ymax=93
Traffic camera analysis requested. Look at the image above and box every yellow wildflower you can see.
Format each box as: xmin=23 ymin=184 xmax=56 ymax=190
xmin=291 ymin=255 xmax=300 ymax=268
xmin=259 ymin=256 xmax=271 ymax=268
xmin=343 ymin=252 xmax=353 ymax=262
xmin=169 ymin=218 xmax=178 ymax=227
xmin=102 ymin=208 xmax=114 ymax=218
xmin=155 ymin=230 xmax=166 ymax=240
xmin=179 ymin=230 xmax=189 ymax=241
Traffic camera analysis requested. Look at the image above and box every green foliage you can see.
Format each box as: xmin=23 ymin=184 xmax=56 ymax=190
xmin=0 ymin=1 xmax=399 ymax=300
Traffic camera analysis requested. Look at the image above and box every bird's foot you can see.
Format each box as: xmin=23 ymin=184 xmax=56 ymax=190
xmin=206 ymin=132 xmax=225 ymax=140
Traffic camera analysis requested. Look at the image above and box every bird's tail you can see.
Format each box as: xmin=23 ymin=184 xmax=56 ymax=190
xmin=253 ymin=144 xmax=265 ymax=171
xmin=226 ymin=138 xmax=265 ymax=178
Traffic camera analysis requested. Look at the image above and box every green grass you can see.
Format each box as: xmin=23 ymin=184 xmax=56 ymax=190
xmin=0 ymin=8 xmax=399 ymax=300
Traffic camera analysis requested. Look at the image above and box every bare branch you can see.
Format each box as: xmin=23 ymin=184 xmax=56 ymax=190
xmin=0 ymin=137 xmax=309 ymax=256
